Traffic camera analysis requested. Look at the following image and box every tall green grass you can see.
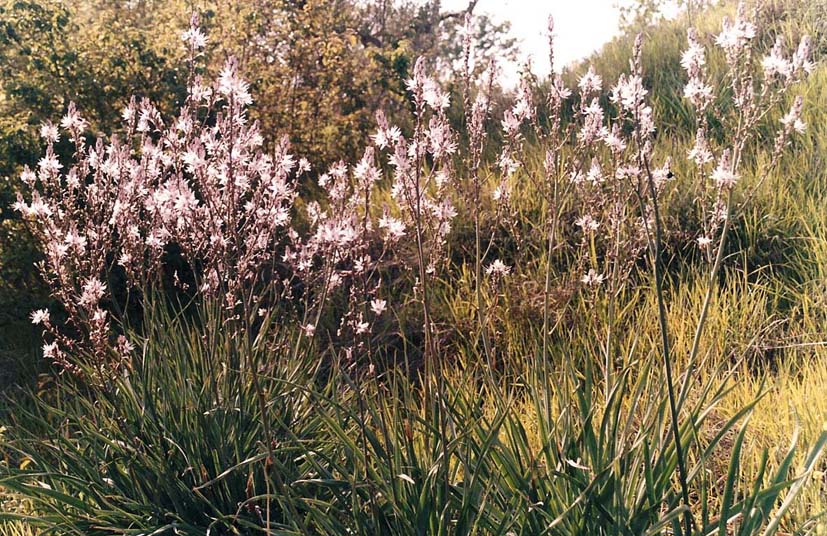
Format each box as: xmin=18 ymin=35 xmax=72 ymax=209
xmin=2 ymin=292 xmax=825 ymax=534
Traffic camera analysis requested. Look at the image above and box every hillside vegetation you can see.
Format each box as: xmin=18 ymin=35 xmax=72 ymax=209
xmin=2 ymin=0 xmax=827 ymax=534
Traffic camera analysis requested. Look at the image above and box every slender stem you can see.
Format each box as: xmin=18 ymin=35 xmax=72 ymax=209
xmin=679 ymin=188 xmax=734 ymax=408
xmin=641 ymin=156 xmax=694 ymax=536
xmin=475 ymin=177 xmax=495 ymax=376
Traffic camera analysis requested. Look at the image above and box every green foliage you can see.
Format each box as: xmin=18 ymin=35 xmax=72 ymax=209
xmin=2 ymin=295 xmax=825 ymax=534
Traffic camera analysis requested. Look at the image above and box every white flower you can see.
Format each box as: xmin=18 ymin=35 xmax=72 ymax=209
xmin=181 ymin=26 xmax=208 ymax=50
xmin=611 ymin=74 xmax=646 ymax=112
xmin=715 ymin=13 xmax=755 ymax=53
xmin=697 ymin=236 xmax=712 ymax=248
xmin=378 ymin=215 xmax=405 ymax=241
xmin=79 ymin=278 xmax=106 ymax=308
xmin=781 ymin=96 xmax=806 ymax=134
xmin=42 ymin=342 xmax=58 ymax=359
xmin=354 ymin=319 xmax=370 ymax=335
xmin=370 ymin=299 xmax=387 ymax=316
xmin=586 ymin=159 xmax=603 ymax=185
xmin=217 ymin=60 xmax=252 ymax=106
xmin=762 ymin=51 xmax=792 ymax=80
xmin=688 ymin=131 xmax=713 ymax=166
xmin=711 ymin=150 xmax=738 ymax=189
xmin=711 ymin=166 xmax=738 ymax=189
xmin=486 ymin=259 xmax=511 ymax=278
xmin=302 ymin=323 xmax=316 ymax=337
xmin=60 ymin=103 xmax=87 ymax=132
xmin=578 ymin=65 xmax=602 ymax=95
xmin=652 ymin=160 xmax=673 ymax=188
xmin=581 ymin=268 xmax=605 ymax=287
xmin=575 ymin=214 xmax=599 ymax=233
xmin=680 ymin=42 xmax=706 ymax=74
xmin=683 ymin=78 xmax=713 ymax=107
xmin=30 ymin=309 xmax=50 ymax=325
xmin=602 ymin=124 xmax=626 ymax=154
xmin=501 ymin=110 xmax=521 ymax=136
xmin=38 ymin=154 xmax=62 ymax=176
xmin=422 ymin=78 xmax=450 ymax=110
xmin=39 ymin=123 xmax=59 ymax=143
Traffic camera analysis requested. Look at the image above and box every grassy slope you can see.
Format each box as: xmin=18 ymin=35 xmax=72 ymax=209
xmin=3 ymin=0 xmax=827 ymax=533
xmin=472 ymin=1 xmax=827 ymax=529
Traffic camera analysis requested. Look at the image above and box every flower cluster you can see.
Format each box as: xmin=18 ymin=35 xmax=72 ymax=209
xmin=16 ymin=10 xmax=815 ymax=376
xmin=680 ymin=2 xmax=811 ymax=259
xmin=16 ymin=49 xmax=300 ymax=371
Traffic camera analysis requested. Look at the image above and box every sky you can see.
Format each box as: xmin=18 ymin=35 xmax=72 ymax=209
xmin=440 ymin=0 xmax=655 ymax=85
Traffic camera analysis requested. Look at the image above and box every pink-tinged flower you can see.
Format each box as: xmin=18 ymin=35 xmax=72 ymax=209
xmin=792 ymin=35 xmax=814 ymax=74
xmin=302 ymin=323 xmax=316 ymax=337
xmin=579 ymin=98 xmax=604 ymax=144
xmin=115 ymin=335 xmax=135 ymax=356
xmin=611 ymin=74 xmax=646 ymax=112
xmin=423 ymin=79 xmax=450 ymax=110
xmin=581 ymin=268 xmax=605 ymax=287
xmin=370 ymin=299 xmax=387 ymax=316
xmin=512 ymin=94 xmax=533 ymax=124
xmin=354 ymin=148 xmax=381 ymax=186
xmin=42 ymin=342 xmax=58 ymax=359
xmin=697 ymin=236 xmax=712 ymax=248
xmin=354 ymin=318 xmax=370 ymax=335
xmin=575 ymin=214 xmax=599 ymax=233
xmin=30 ymin=309 xmax=50 ymax=325
xmin=298 ymin=158 xmax=311 ymax=174
xmin=501 ymin=110 xmax=521 ymax=136
xmin=586 ymin=159 xmax=603 ymax=185
xmin=688 ymin=130 xmax=713 ymax=166
xmin=40 ymin=122 xmax=59 ymax=143
xmin=652 ymin=159 xmax=673 ymax=189
xmin=20 ymin=168 xmax=36 ymax=186
xmin=492 ymin=184 xmax=507 ymax=202
xmin=762 ymin=36 xmax=793 ymax=80
xmin=122 ymin=101 xmax=136 ymax=123
xmin=60 ymin=103 xmax=88 ymax=132
xmin=711 ymin=150 xmax=738 ymax=189
xmin=681 ymin=32 xmax=706 ymax=75
xmin=715 ymin=10 xmax=755 ymax=54
xmin=683 ymin=78 xmax=713 ymax=107
xmin=217 ymin=59 xmax=252 ymax=106
xmin=427 ymin=118 xmax=456 ymax=158
xmin=781 ymin=96 xmax=806 ymax=134
xmin=498 ymin=153 xmax=519 ymax=178
xmin=38 ymin=154 xmax=62 ymax=177
xmin=79 ymin=278 xmax=107 ymax=308
xmin=550 ymin=76 xmax=572 ymax=102
xmin=602 ymin=124 xmax=626 ymax=154
xmin=578 ymin=66 xmax=602 ymax=95
xmin=64 ymin=231 xmax=87 ymax=252
xmin=485 ymin=259 xmax=511 ymax=278
xmin=791 ymin=119 xmax=806 ymax=134
xmin=181 ymin=26 xmax=208 ymax=50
